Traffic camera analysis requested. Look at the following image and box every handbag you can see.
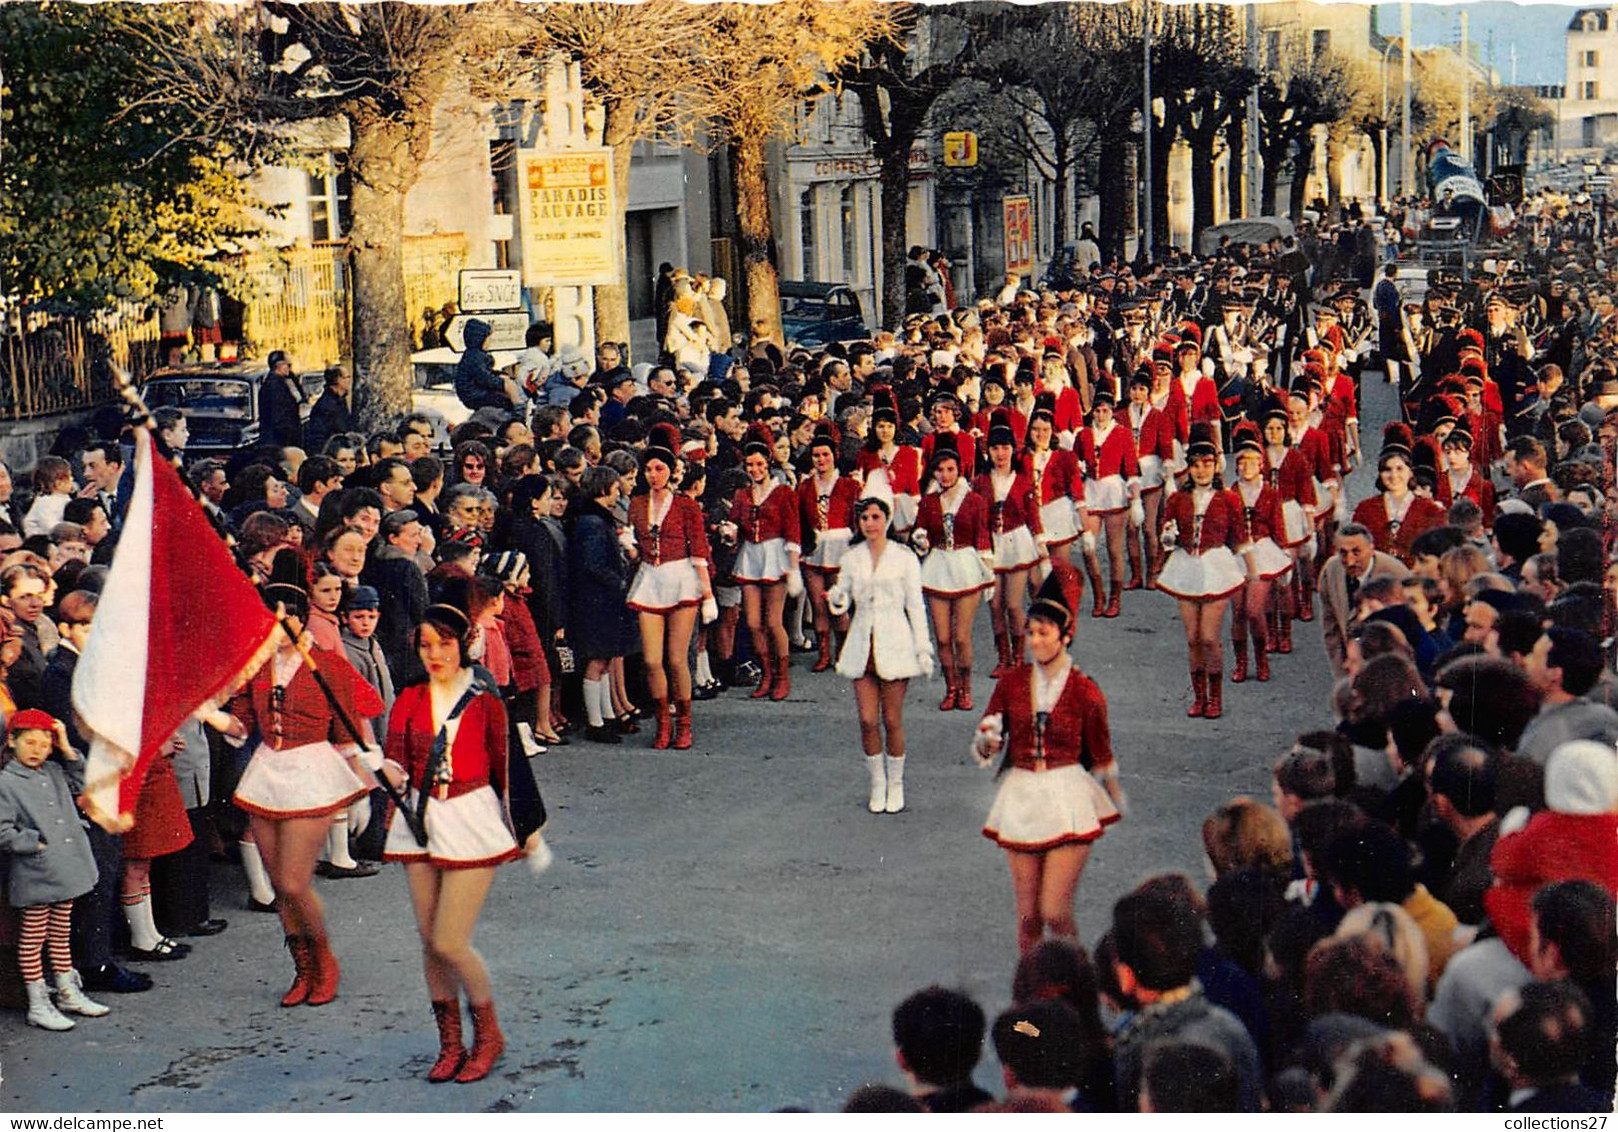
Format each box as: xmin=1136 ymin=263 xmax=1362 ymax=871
xmin=554 ymin=641 xmax=577 ymax=676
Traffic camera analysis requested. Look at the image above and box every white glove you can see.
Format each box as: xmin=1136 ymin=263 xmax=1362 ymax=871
xmin=972 ymin=713 xmax=1003 ymax=768
xmin=1160 ymin=519 xmax=1179 ymax=550
xmin=701 ymin=595 xmax=719 ymax=625
xmin=826 ymin=586 xmax=851 ymax=618
xmin=1080 ymin=529 xmax=1098 ymax=555
xmin=784 ymin=568 xmax=804 ymax=598
xmin=523 ymin=832 xmax=554 ymax=875
xmin=1128 ymin=498 xmax=1146 ymax=528
xmin=347 ymin=797 xmax=371 ymax=837
xmin=915 ymin=644 xmax=935 ymax=680
xmin=910 ymin=528 xmax=930 ymax=555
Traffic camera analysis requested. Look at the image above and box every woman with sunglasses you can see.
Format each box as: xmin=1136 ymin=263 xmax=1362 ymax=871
xmin=625 ymin=425 xmax=713 ymax=750
xmin=450 ymin=441 xmax=493 ymax=489
xmin=972 ymin=573 xmax=1123 ymax=955
xmin=208 ymin=554 xmax=382 ymax=1009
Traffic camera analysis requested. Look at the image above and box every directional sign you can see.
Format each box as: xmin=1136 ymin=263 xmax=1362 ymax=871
xmin=458 ymin=269 xmax=523 ymax=313
xmin=943 ymin=131 xmax=978 ymax=168
xmin=444 ymin=312 xmax=531 ymax=353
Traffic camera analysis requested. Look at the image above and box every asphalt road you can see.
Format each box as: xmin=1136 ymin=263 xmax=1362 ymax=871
xmin=0 ymin=369 xmax=1396 ymax=1113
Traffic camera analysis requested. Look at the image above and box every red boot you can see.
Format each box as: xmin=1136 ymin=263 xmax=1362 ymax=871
xmin=651 ymin=699 xmax=672 ymax=750
xmin=1205 ymin=673 xmax=1224 ymax=719
xmin=455 ymin=1001 xmax=505 ymax=1083
xmin=1255 ymin=641 xmax=1272 ymax=682
xmin=428 ymin=1000 xmax=467 ymax=1083
xmin=1010 ymin=633 xmax=1025 ymax=668
xmin=304 ymin=933 xmax=340 ymax=1006
xmin=1125 ymin=539 xmax=1144 ymax=590
xmin=280 ymin=935 xmax=311 ymax=1008
xmin=990 ymin=632 xmax=1011 ymax=679
xmin=938 ymin=669 xmax=958 ymax=711
xmin=1187 ymin=670 xmax=1207 ymax=718
xmin=1090 ymin=574 xmax=1107 ymax=618
xmin=750 ymin=653 xmax=774 ymax=699
xmin=770 ymin=653 xmax=791 ymax=701
xmin=1297 ymin=575 xmax=1315 ymax=622
xmin=955 ymin=666 xmax=974 ymax=711
xmin=1103 ymin=586 xmax=1121 ymax=618
xmin=1231 ymin=639 xmax=1249 ymax=683
xmin=673 ymin=701 xmax=693 ymax=750
xmin=812 ymin=635 xmax=833 ymax=673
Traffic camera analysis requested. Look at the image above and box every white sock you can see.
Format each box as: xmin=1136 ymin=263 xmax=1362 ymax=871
xmin=122 ymin=893 xmax=161 ymax=952
xmin=240 ymin=841 xmax=275 ymax=904
xmin=695 ymin=650 xmax=713 ymax=686
xmin=584 ymin=679 xmax=606 ymax=727
xmin=325 ymin=820 xmax=357 ymax=868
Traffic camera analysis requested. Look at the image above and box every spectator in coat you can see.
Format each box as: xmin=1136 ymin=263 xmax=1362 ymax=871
xmin=453 ymin=319 xmax=519 ymax=412
xmin=258 ymin=351 xmax=305 ymax=450
xmin=303 ymin=364 xmax=358 ymax=458
xmin=565 ymin=466 xmax=629 ymax=744
xmin=361 ymin=509 xmax=429 ymax=687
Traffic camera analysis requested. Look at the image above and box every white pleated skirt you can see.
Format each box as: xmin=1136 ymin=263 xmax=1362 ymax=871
xmin=1156 ymin=546 xmax=1247 ymax=601
xmin=802 ymin=529 xmax=852 ymax=572
xmin=383 ymin=785 xmax=521 ymax=870
xmin=1138 ymin=454 xmax=1167 ymax=492
xmin=1280 ymin=500 xmax=1313 ymax=547
xmin=734 ymin=537 xmax=791 ymax=584
xmin=982 ymin=764 xmax=1121 ymax=852
xmin=1039 ymin=498 xmax=1079 ymax=548
xmin=1086 ymin=475 xmax=1130 ymax=515
xmin=992 ymin=527 xmax=1042 ymax=573
xmin=234 ymin=741 xmax=370 ymax=821
xmin=920 ymin=547 xmax=994 ymax=598
xmin=1243 ymin=537 xmax=1296 ymax=581
xmin=626 ymin=558 xmax=706 ymax=612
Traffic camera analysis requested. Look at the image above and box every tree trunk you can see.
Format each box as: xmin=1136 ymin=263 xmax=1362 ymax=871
xmin=1372 ymin=130 xmax=1387 ymax=206
xmin=1151 ymin=107 xmax=1173 ymax=254
xmin=1189 ymin=128 xmax=1218 ymax=254
xmin=594 ymin=113 xmax=636 ymax=355
xmin=1262 ymin=139 xmax=1283 ymax=215
xmin=732 ymin=129 xmax=782 ymax=346
xmin=1325 ymin=132 xmax=1346 ymax=222
xmin=1098 ymin=131 xmax=1129 ymax=264
xmin=347 ymin=110 xmax=422 ymax=427
xmin=1225 ymin=110 xmax=1245 ymax=220
xmin=1287 ymin=137 xmax=1310 ymax=221
xmin=1052 ymin=129 xmax=1072 ymax=253
xmin=877 ymin=138 xmax=912 ymax=331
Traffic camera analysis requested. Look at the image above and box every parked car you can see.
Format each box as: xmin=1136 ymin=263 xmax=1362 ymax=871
xmin=779 ymin=282 xmax=871 ymax=347
xmin=140 ymin=363 xmax=323 ymax=457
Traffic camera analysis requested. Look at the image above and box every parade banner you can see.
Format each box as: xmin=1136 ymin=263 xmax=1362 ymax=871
xmin=74 ymin=431 xmax=277 ymax=831
xmin=1004 ymin=195 xmax=1034 ymax=277
xmin=515 ymin=147 xmax=622 ymax=288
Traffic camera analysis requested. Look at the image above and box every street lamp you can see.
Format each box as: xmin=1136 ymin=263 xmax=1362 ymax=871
xmin=1381 ymin=36 xmax=1402 ymax=208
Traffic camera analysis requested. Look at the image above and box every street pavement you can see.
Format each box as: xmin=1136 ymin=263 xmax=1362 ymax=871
xmin=0 ymin=368 xmax=1397 ymax=1113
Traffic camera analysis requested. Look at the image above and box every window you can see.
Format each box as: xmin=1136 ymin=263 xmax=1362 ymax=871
xmin=1311 ymin=29 xmax=1331 ymax=60
xmin=800 ymin=186 xmax=819 ymax=279
xmin=1584 ymin=81 xmax=1601 ymax=100
xmin=306 ymin=165 xmax=351 ymax=243
xmin=840 ymin=185 xmax=859 ymax=281
xmin=1265 ymin=30 xmax=1281 ymax=71
xmin=1585 ymin=50 xmax=1602 ymax=68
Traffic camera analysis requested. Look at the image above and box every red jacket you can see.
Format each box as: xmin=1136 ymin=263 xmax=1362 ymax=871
xmin=973 ymin=407 xmax=1028 ymax=449
xmin=728 ymin=483 xmax=801 ymax=548
xmin=973 ymin=471 xmax=1043 ymax=537
xmin=384 ymin=683 xmax=509 ymax=797
xmin=1290 ymin=424 xmax=1338 ymax=484
xmin=630 ymin=492 xmax=712 ymax=566
xmin=1077 ymin=423 xmax=1141 ymax=481
xmin=921 ymin=429 xmax=976 ymax=482
xmin=797 ymin=472 xmax=862 ymax=535
xmin=915 ymin=489 xmax=992 ymax=553
xmin=498 ymin=593 xmax=547 ymax=693
xmin=1176 ymin=371 xmax=1221 ymax=426
xmin=1125 ymin=403 xmax=1177 ymax=464
xmin=855 ymin=446 xmax=922 ymax=496
xmin=229 ymin=652 xmax=382 ymax=749
xmin=1231 ymin=481 xmax=1286 ymax=547
xmin=1435 ymin=466 xmax=1497 ymax=521
xmin=1266 ymin=445 xmax=1319 ymax=511
xmin=1351 ymin=493 xmax=1447 ymax=566
xmin=1155 ymin=385 xmax=1192 ymax=445
xmin=1020 ymin=447 xmax=1083 ymax=505
xmin=984 ymin=663 xmax=1116 ymax=774
xmin=1162 ymin=488 xmax=1244 ymax=555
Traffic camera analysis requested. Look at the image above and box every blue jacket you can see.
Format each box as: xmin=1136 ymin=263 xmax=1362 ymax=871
xmin=453 ymin=320 xmax=510 ymax=411
xmin=564 ymin=500 xmax=627 ymax=661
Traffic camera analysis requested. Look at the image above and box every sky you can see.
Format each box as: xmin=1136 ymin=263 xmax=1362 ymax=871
xmin=1373 ymin=2 xmax=1584 ymax=86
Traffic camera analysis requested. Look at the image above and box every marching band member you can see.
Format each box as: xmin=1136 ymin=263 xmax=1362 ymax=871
xmin=797 ymin=427 xmax=861 ymax=674
xmin=976 ymin=419 xmax=1045 ymax=677
xmin=1261 ymin=408 xmax=1317 ymax=655
xmin=727 ymin=426 xmax=802 ymax=702
xmin=1126 ymin=368 xmax=1178 ymax=588
xmin=1076 ymin=390 xmax=1141 ymax=619
xmin=1228 ymin=427 xmax=1294 ymax=685
xmin=1351 ymin=424 xmax=1447 ymax=567
xmin=913 ymin=435 xmax=993 ymax=712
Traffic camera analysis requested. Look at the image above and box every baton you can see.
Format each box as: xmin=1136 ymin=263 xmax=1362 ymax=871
xmin=273 ymin=613 xmax=426 ymax=846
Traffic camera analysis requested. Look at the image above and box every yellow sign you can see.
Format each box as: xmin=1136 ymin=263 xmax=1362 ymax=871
xmin=943 ymin=131 xmax=978 ymax=168
xmin=515 ymin=147 xmax=622 ymax=287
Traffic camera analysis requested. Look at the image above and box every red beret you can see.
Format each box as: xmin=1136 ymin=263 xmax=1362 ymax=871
xmin=7 ymin=708 xmax=58 ymax=734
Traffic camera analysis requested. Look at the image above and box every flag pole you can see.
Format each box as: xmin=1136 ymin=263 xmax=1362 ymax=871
xmin=272 ymin=612 xmax=426 ymax=845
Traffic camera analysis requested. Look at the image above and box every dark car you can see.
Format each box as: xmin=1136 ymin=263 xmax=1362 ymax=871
xmin=140 ymin=364 xmax=323 ymax=457
xmin=779 ymin=281 xmax=871 ymax=347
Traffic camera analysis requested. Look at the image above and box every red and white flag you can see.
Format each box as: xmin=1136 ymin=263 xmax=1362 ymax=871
xmin=74 ymin=431 xmax=277 ymax=831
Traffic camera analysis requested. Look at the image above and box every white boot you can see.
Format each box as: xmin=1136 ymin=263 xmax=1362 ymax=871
xmin=53 ymin=969 xmax=109 ymax=1017
xmin=516 ymin=722 xmax=544 ymax=757
xmin=865 ymin=755 xmax=886 ymax=814
xmin=25 ymin=979 xmax=74 ymax=1030
xmin=884 ymin=755 xmax=906 ymax=814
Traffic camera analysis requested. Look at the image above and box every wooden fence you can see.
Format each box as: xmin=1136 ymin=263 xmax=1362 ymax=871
xmin=0 ymin=305 xmax=161 ymax=421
